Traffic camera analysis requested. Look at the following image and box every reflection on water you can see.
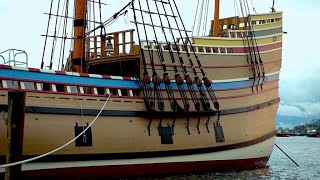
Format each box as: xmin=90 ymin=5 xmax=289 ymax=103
xmin=149 ymin=137 xmax=320 ymax=180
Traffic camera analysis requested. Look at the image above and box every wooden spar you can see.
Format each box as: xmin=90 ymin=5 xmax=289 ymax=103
xmin=213 ymin=0 xmax=220 ymax=37
xmin=72 ymin=0 xmax=87 ymax=73
xmin=5 ymin=92 xmax=26 ymax=180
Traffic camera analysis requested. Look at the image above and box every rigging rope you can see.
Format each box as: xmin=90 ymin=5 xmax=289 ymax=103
xmin=171 ymin=0 xmax=220 ymax=113
xmin=0 ymin=94 xmax=111 ymax=168
xmin=58 ymin=0 xmax=70 ymax=71
xmin=192 ymin=0 xmax=200 ymax=36
xmin=238 ymin=0 xmax=259 ymax=92
xmin=143 ymin=0 xmax=179 ymax=112
xmin=167 ymin=0 xmax=201 ymax=111
xmin=137 ymin=0 xmax=164 ymax=111
xmin=202 ymin=0 xmax=209 ymax=36
xmin=243 ymin=0 xmax=266 ymax=89
xmin=49 ymin=0 xmax=62 ymax=70
xmin=158 ymin=0 xmax=190 ymax=111
xmin=131 ymin=0 xmax=155 ymax=111
xmin=41 ymin=0 xmax=55 ymax=69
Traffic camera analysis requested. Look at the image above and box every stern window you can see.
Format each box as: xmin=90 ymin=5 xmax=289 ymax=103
xmin=24 ymin=82 xmax=35 ymax=90
xmin=67 ymin=85 xmax=78 ymax=93
xmin=121 ymin=89 xmax=128 ymax=96
xmin=6 ymin=80 xmax=19 ymax=89
xmin=56 ymin=84 xmax=66 ymax=92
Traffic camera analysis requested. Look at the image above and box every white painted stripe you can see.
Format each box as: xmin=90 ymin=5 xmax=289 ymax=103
xmin=66 ymin=86 xmax=71 ymax=93
xmin=193 ymin=33 xmax=283 ymax=41
xmin=266 ymin=71 xmax=281 ymax=77
xmin=89 ymin=74 xmax=103 ymax=78
xmin=117 ymin=89 xmax=122 ymax=96
xmin=40 ymin=69 xmax=56 ymax=74
xmin=2 ymin=80 xmax=7 ymax=88
xmin=110 ymin=76 xmax=123 ymax=80
xmin=51 ymin=84 xmax=57 ymax=92
xmin=11 ymin=66 xmax=29 ymax=71
xmin=66 ymin=72 xmax=80 ymax=76
xmin=36 ymin=83 xmax=42 ymax=90
xmin=129 ymin=90 xmax=134 ymax=97
xmin=79 ymin=87 xmax=85 ymax=94
xmin=106 ymin=88 xmax=110 ymax=95
xmin=10 ymin=137 xmax=275 ymax=172
xmin=212 ymin=77 xmax=249 ymax=83
xmin=93 ymin=88 xmax=98 ymax=95
xmin=20 ymin=82 xmax=25 ymax=90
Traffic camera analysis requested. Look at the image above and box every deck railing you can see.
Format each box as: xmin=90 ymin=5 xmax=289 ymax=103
xmin=86 ymin=29 xmax=136 ymax=60
xmin=0 ymin=49 xmax=28 ymax=67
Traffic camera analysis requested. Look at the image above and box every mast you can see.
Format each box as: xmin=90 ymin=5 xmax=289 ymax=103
xmin=271 ymin=0 xmax=276 ymax=12
xmin=72 ymin=0 xmax=87 ymax=73
xmin=213 ymin=0 xmax=220 ymax=37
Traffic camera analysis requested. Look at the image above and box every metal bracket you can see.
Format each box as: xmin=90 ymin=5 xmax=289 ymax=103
xmin=205 ymin=116 xmax=211 ymax=133
xmin=147 ymin=118 xmax=152 ymax=136
xmin=185 ymin=117 xmax=190 ymax=135
xmin=196 ymin=116 xmax=201 ymax=134
xmin=157 ymin=118 xmax=163 ymax=136
xmin=214 ymin=122 xmax=225 ymax=143
xmin=171 ymin=117 xmax=176 ymax=135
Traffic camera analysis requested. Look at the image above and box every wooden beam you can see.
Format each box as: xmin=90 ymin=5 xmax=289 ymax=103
xmin=101 ymin=35 xmax=106 ymax=57
xmin=122 ymin=32 xmax=126 ymax=54
xmin=93 ymin=36 xmax=97 ymax=58
xmin=113 ymin=33 xmax=119 ymax=56
xmin=5 ymin=92 xmax=26 ymax=180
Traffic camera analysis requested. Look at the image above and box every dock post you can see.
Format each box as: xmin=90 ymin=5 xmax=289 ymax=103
xmin=5 ymin=92 xmax=26 ymax=180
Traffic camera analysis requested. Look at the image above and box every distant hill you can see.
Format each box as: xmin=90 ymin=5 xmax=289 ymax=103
xmin=276 ymin=115 xmax=312 ymax=128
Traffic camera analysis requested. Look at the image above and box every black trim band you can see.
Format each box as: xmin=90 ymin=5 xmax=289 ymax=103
xmin=74 ymin=19 xmax=86 ymax=27
xmin=0 ymin=98 xmax=280 ymax=117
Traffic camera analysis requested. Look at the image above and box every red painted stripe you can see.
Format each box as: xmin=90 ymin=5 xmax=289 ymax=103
xmin=0 ymin=64 xmax=12 ymax=69
xmin=79 ymin=73 xmax=90 ymax=77
xmin=28 ymin=68 xmax=41 ymax=72
xmin=20 ymin=156 xmax=269 ymax=179
xmin=55 ymin=70 xmax=67 ymax=75
xmin=123 ymin=76 xmax=132 ymax=80
xmin=232 ymin=42 xmax=282 ymax=53
xmin=101 ymin=75 xmax=111 ymax=79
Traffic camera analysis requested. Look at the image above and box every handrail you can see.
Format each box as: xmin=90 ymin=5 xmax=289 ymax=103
xmin=0 ymin=49 xmax=28 ymax=67
xmin=0 ymin=55 xmax=5 ymax=64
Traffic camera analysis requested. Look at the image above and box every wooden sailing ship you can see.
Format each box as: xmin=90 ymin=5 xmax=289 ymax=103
xmin=0 ymin=0 xmax=282 ymax=178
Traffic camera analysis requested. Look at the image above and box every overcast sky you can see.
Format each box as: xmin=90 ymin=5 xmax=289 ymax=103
xmin=0 ymin=0 xmax=320 ymax=121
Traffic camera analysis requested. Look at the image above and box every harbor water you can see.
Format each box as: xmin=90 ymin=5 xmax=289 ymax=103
xmin=157 ymin=137 xmax=320 ymax=180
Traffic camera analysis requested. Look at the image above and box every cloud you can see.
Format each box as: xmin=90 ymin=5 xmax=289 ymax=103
xmin=278 ymin=102 xmax=320 ymax=118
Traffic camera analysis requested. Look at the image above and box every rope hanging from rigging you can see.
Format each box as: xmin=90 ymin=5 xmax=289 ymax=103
xmin=237 ymin=0 xmax=266 ymax=92
xmin=132 ymin=0 xmax=155 ymax=111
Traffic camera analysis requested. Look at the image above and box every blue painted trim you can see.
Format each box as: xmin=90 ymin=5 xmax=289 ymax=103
xmin=0 ymin=68 xmax=279 ymax=90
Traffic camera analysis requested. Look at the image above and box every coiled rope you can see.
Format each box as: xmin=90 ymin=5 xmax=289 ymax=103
xmin=0 ymin=94 xmax=111 ymax=169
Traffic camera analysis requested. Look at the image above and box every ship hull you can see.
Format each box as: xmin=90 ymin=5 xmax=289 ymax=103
xmin=3 ymin=136 xmax=275 ymax=179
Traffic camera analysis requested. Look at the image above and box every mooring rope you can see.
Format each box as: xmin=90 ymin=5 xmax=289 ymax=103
xmin=0 ymin=94 xmax=111 ymax=169
xmin=275 ymin=143 xmax=299 ymax=167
